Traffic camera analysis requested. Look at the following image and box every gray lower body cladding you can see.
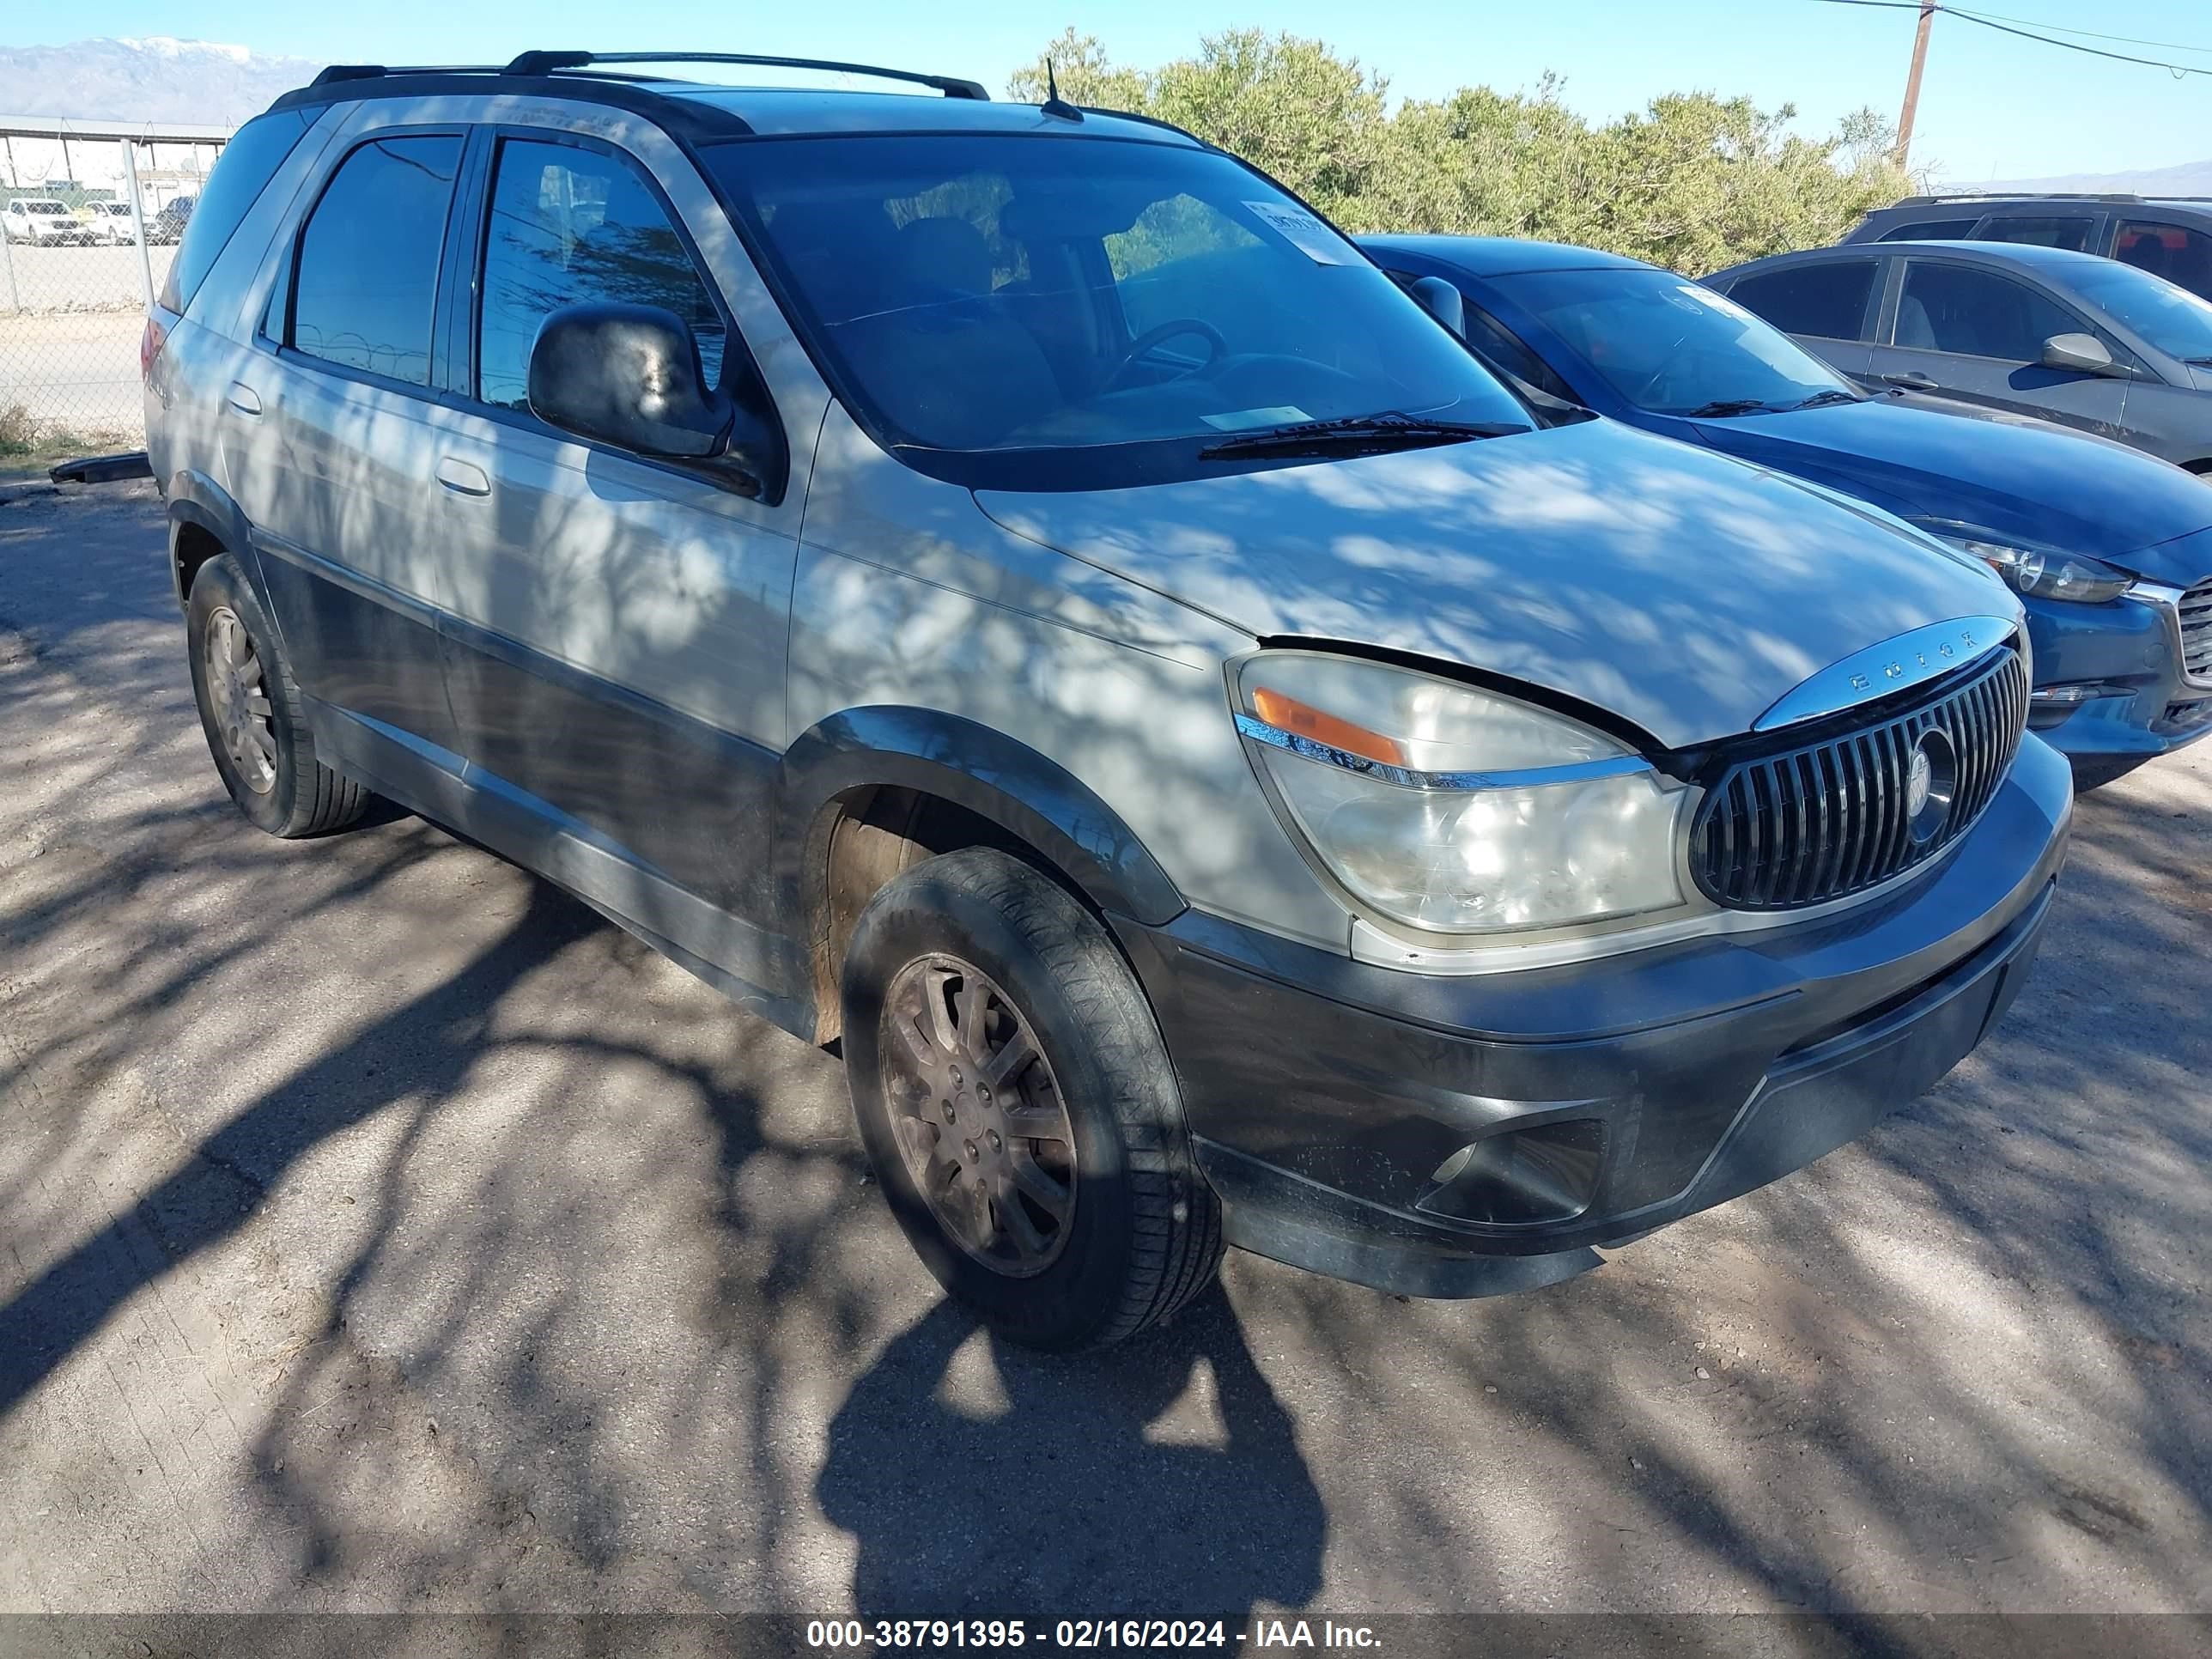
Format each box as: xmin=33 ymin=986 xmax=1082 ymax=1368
xmin=1115 ymin=734 xmax=2073 ymax=1297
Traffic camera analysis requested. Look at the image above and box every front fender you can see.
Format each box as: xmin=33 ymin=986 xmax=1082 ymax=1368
xmin=776 ymin=706 xmax=1187 ymax=927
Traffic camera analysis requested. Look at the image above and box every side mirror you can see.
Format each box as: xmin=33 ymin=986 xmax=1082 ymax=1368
xmin=1408 ymin=276 xmax=1466 ymax=339
xmin=2040 ymin=331 xmax=2125 ymax=377
xmin=528 ymin=301 xmax=734 ymax=459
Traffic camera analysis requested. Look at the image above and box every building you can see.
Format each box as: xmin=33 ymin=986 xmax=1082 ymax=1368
xmin=0 ymin=115 xmax=232 ymax=212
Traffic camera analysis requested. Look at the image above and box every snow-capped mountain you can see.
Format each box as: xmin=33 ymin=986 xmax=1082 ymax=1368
xmin=0 ymin=37 xmax=319 ymax=125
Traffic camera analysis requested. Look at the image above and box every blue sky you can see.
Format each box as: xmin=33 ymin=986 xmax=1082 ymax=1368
xmin=10 ymin=0 xmax=2211 ymax=181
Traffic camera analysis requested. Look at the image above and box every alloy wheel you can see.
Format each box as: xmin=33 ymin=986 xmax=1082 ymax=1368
xmin=203 ymin=605 xmax=277 ymax=795
xmin=878 ymin=954 xmax=1078 ymax=1276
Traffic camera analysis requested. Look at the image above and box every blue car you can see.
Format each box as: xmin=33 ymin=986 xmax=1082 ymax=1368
xmin=1364 ymin=235 xmax=2212 ymax=787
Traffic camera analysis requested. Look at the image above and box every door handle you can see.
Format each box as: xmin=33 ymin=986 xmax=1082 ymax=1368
xmin=435 ymin=457 xmax=490 ymax=497
xmin=225 ymin=380 xmax=261 ymax=416
xmin=1881 ymin=370 xmax=1938 ymax=390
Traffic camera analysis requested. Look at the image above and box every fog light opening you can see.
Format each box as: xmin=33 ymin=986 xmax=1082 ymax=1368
xmin=2030 ymin=682 xmax=2130 ymax=706
xmin=1418 ymin=1119 xmax=1607 ymax=1226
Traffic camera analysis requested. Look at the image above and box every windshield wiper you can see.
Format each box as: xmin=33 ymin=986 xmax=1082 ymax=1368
xmin=1680 ymin=397 xmax=1780 ymax=418
xmin=1197 ymin=411 xmax=1525 ymax=459
xmin=2185 ymin=356 xmax=2212 ymax=367
xmin=1787 ymin=388 xmax=1862 ymax=410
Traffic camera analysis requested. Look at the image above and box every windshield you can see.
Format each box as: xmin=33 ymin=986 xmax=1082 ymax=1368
xmin=25 ymin=201 xmax=67 ymax=214
xmin=702 ymin=134 xmax=1527 ymax=486
xmin=2060 ymin=258 xmax=2212 ymax=363
xmin=1492 ymin=267 xmax=1856 ymax=416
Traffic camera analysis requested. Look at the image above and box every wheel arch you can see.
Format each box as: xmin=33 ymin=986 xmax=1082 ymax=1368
xmin=777 ymin=707 xmax=1185 ymax=1044
xmin=165 ymin=470 xmax=253 ymax=607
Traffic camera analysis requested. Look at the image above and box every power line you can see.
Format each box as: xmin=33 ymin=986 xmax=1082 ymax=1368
xmin=1799 ymin=0 xmax=2212 ymax=78
xmin=1950 ymin=7 xmax=2212 ymax=58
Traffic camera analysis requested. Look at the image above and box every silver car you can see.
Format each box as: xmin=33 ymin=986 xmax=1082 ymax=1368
xmin=94 ymin=201 xmax=143 ymax=244
xmin=144 ymin=52 xmax=2071 ymax=1350
xmin=1708 ymin=239 xmax=2212 ymax=475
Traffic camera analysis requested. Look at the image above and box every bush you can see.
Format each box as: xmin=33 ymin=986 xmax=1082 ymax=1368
xmin=1010 ymin=29 xmax=1912 ymax=274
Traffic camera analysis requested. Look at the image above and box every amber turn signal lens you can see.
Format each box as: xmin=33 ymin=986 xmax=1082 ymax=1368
xmin=1249 ymin=685 xmax=1408 ymax=766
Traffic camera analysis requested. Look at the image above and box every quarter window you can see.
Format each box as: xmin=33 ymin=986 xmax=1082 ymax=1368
xmin=159 ymin=107 xmax=314 ymax=314
xmin=477 ymin=139 xmax=726 ymax=412
xmin=289 ymin=135 xmax=462 ymax=386
xmin=1893 ymin=263 xmax=2080 ymax=361
xmin=1462 ymin=300 xmax=1578 ymax=401
xmin=1723 ymin=261 xmax=1876 ymax=341
xmin=2116 ymin=220 xmax=2212 ymax=303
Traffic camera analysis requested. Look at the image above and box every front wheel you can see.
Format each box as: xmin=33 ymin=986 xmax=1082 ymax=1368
xmin=840 ymin=848 xmax=1223 ymax=1351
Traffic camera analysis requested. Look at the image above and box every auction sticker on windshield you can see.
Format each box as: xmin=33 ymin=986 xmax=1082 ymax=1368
xmin=1200 ymin=405 xmax=1313 ymax=431
xmin=1243 ymin=201 xmax=1355 ymax=264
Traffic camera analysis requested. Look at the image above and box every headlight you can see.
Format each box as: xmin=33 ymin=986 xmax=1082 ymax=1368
xmin=1232 ymin=652 xmax=1694 ymax=937
xmin=1927 ymin=529 xmax=2132 ymax=605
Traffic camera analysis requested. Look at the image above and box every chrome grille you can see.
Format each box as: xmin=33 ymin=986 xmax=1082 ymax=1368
xmin=1691 ymin=647 xmax=2029 ymax=911
xmin=2180 ymin=577 xmax=2212 ymax=684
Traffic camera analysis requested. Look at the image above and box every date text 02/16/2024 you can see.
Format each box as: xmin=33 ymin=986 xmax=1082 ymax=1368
xmin=804 ymin=1621 xmax=1382 ymax=1649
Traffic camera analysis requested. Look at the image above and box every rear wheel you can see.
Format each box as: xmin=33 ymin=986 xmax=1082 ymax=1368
xmin=841 ymin=848 xmax=1223 ymax=1351
xmin=185 ymin=552 xmax=371 ymax=837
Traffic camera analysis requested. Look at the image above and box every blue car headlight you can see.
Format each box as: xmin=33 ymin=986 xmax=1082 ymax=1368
xmin=1916 ymin=522 xmax=2133 ymax=605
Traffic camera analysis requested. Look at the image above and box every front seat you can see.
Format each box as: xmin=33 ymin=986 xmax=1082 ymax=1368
xmin=842 ymin=216 xmax=1065 ymax=447
xmin=1895 ymin=294 xmax=1937 ymax=350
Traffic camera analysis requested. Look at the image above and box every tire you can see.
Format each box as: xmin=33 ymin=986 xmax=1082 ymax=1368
xmin=185 ymin=552 xmax=372 ymax=837
xmin=841 ymin=848 xmax=1223 ymax=1352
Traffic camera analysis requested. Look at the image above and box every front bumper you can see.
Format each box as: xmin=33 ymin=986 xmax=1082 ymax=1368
xmin=1117 ymin=734 xmax=2073 ymax=1298
xmin=2025 ymin=591 xmax=2212 ymax=779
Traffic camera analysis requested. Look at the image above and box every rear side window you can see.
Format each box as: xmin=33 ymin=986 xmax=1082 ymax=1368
xmin=1723 ymin=261 xmax=1876 ymax=341
xmin=1876 ymin=217 xmax=1976 ymax=242
xmin=2116 ymin=220 xmax=2212 ymax=302
xmin=1893 ymin=262 xmax=2078 ymax=361
xmin=477 ymin=137 xmax=727 ymax=411
xmin=158 ymin=108 xmax=313 ymax=314
xmin=1974 ymin=216 xmax=2095 ymax=252
xmin=289 ymin=135 xmax=463 ymax=386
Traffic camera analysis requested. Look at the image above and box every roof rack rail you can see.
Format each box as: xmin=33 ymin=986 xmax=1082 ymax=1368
xmin=501 ymin=50 xmax=988 ymax=100
xmin=1893 ymin=191 xmax=2212 ymax=206
xmin=308 ymin=63 xmax=513 ymax=87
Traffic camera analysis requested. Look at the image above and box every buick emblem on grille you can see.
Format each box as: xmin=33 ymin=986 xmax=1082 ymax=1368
xmin=1905 ymin=731 xmax=1958 ymax=845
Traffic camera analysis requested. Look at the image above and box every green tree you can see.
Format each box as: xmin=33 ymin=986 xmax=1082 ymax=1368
xmin=1006 ymin=30 xmax=1911 ymax=273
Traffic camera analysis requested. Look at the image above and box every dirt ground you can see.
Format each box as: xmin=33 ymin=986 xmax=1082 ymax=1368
xmin=1 ymin=481 xmax=2207 ymax=1641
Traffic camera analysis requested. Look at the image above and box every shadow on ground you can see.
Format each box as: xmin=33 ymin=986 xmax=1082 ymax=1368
xmin=0 ymin=483 xmax=2205 ymax=1620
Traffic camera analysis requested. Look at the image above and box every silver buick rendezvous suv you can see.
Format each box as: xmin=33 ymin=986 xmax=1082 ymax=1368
xmin=143 ymin=52 xmax=2072 ymax=1350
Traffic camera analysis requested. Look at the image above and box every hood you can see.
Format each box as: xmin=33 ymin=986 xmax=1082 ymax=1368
xmin=1691 ymin=398 xmax=2212 ymax=580
xmin=977 ymin=417 xmax=2016 ymax=749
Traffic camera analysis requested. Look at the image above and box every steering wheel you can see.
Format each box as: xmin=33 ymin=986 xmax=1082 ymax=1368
xmin=1103 ymin=319 xmax=1230 ymax=392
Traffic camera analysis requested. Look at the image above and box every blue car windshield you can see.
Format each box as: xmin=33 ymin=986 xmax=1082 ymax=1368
xmin=2060 ymin=259 xmax=2212 ymax=363
xmin=701 ymin=134 xmax=1528 ymax=481
xmin=1492 ymin=267 xmax=1857 ymax=415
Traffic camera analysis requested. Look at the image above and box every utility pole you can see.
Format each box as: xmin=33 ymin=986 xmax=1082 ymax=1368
xmin=1894 ymin=1 xmax=1937 ymax=170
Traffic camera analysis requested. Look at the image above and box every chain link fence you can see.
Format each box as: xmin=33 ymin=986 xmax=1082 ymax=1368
xmin=3 ymin=125 xmax=226 ymax=466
